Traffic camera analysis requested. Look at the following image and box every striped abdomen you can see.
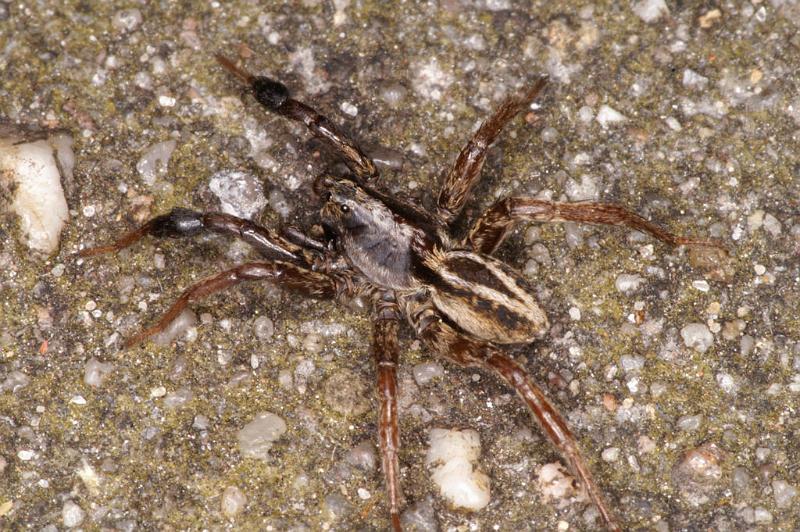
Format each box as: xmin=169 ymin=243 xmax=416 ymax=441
xmin=423 ymin=250 xmax=548 ymax=344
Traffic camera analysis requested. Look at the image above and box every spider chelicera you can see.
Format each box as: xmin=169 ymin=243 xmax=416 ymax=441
xmin=79 ymin=53 xmax=725 ymax=531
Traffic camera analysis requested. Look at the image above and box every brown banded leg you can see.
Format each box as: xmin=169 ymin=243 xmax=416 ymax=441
xmin=79 ymin=208 xmax=305 ymax=263
xmin=124 ymin=261 xmax=339 ymax=348
xmin=373 ymin=293 xmax=403 ymax=531
xmin=436 ymin=77 xmax=548 ymax=224
xmin=216 ymin=54 xmax=378 ymax=182
xmin=467 ymin=196 xmax=726 ymax=255
xmin=403 ymin=300 xmax=620 ymax=531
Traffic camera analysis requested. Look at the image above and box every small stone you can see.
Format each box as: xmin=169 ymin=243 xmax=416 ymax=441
xmin=632 ymin=0 xmax=669 ymax=23
xmin=400 ymin=496 xmax=437 ymax=531
xmin=208 ymin=170 xmax=267 ymax=219
xmin=136 ymin=140 xmax=177 ymax=186
xmin=772 ymin=479 xmax=797 ymax=509
xmin=615 ymin=274 xmax=644 ymax=294
xmin=681 ymin=323 xmax=714 ymax=353
xmin=568 ymin=307 xmax=581 ymax=321
xmin=1 ymin=371 xmax=30 ymax=394
xmin=253 ymin=316 xmax=274 ymax=341
xmin=237 ymin=412 xmax=287 ymax=460
xmin=412 ymin=362 xmax=444 ymax=386
xmin=150 ymin=386 xmax=167 ymax=398
xmin=18 ymin=450 xmax=34 ymax=461
xmin=677 ymin=414 xmax=703 ymax=432
xmin=193 ymin=415 xmax=210 ymax=430
xmin=682 ymin=69 xmax=709 ymax=90
xmin=753 ymin=507 xmax=773 ymax=524
xmin=0 ymin=135 xmax=71 ymax=253
xmin=163 ymin=387 xmax=193 ymax=409
xmin=601 ymin=447 xmax=620 ymax=462
xmin=763 ymin=213 xmax=781 ymax=236
xmin=84 ymin=358 xmax=114 ymax=387
xmin=672 ymin=442 xmax=724 ymax=506
xmin=323 ymin=369 xmax=370 ymax=417
xmin=153 ymin=308 xmax=196 ymax=346
xmin=638 ymin=435 xmax=656 ymax=454
xmin=221 ymin=486 xmax=247 ymax=517
xmin=537 ymin=462 xmax=581 ymax=505
xmin=112 ymin=8 xmax=143 ymax=32
xmin=595 ymin=105 xmax=627 ymax=127
xmin=62 ymin=500 xmax=85 ymax=528
xmin=692 ymin=280 xmax=710 ymax=292
xmin=620 ymin=354 xmax=645 ymax=373
xmin=357 ymin=488 xmax=371 ymax=500
xmin=345 ymin=441 xmax=376 ymax=472
xmin=339 ymin=101 xmax=358 ymax=116
xmin=715 ymin=372 xmax=737 ymax=394
xmin=426 ymin=428 xmax=490 ymax=511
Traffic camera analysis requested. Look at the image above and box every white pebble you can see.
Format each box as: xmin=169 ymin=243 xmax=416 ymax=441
xmin=152 ymin=308 xmax=197 ymax=346
xmin=112 ymin=8 xmax=142 ymax=32
xmin=70 ymin=395 xmax=87 ymax=405
xmin=568 ymin=307 xmax=581 ymax=321
xmin=772 ymin=479 xmax=797 ymax=509
xmin=62 ymin=500 xmax=85 ymax=528
xmin=716 ymin=372 xmax=738 ymax=394
xmin=692 ymin=280 xmax=710 ymax=292
xmin=237 ymin=412 xmax=287 ymax=460
xmin=754 ymin=264 xmax=766 ymax=275
xmin=595 ymin=105 xmax=627 ymax=127
xmin=615 ymin=274 xmax=644 ymax=294
xmin=412 ymin=362 xmax=445 ymax=386
xmin=136 ymin=140 xmax=177 ymax=186
xmin=17 ymin=450 xmax=35 ymax=461
xmin=84 ymin=358 xmax=114 ymax=387
xmin=208 ymin=170 xmax=267 ymax=219
xmin=537 ymin=462 xmax=579 ymax=503
xmin=681 ymin=323 xmax=714 ymax=353
xmin=340 ymin=101 xmax=358 ymax=116
xmin=0 ymin=137 xmax=70 ymax=253
xmin=357 ymin=488 xmax=371 ymax=500
xmin=253 ymin=316 xmax=274 ymax=341
xmin=682 ymin=69 xmax=709 ymax=90
xmin=632 ymin=0 xmax=669 ymax=22
xmin=763 ymin=213 xmax=781 ymax=236
xmin=158 ymin=94 xmax=176 ymax=107
xmin=163 ymin=387 xmax=193 ymax=409
xmin=425 ymin=428 xmax=490 ymax=511
xmin=221 ymin=485 xmax=248 ymax=517
xmin=601 ymin=447 xmax=620 ymax=462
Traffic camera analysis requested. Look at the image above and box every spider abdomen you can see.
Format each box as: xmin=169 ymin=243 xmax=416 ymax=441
xmin=424 ymin=250 xmax=548 ymax=344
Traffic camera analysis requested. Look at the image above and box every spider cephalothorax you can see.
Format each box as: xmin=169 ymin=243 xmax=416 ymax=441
xmin=80 ymin=53 xmax=726 ymax=531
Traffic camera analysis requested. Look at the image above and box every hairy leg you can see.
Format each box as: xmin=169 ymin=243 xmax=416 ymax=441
xmin=79 ymin=208 xmax=306 ymax=263
xmin=404 ymin=299 xmax=620 ymax=531
xmin=216 ymin=54 xmax=378 ymax=182
xmin=436 ymin=77 xmax=548 ymax=224
xmin=123 ymin=261 xmax=340 ymax=348
xmin=373 ymin=294 xmax=403 ymax=532
xmin=467 ymin=196 xmax=725 ymax=255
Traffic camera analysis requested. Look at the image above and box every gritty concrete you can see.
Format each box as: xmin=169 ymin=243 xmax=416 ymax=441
xmin=1 ymin=1 xmax=799 ymax=530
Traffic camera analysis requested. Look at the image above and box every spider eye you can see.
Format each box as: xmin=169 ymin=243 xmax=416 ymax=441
xmin=340 ymin=204 xmax=350 ymax=213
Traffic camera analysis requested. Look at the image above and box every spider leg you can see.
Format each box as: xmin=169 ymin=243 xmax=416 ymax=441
xmin=404 ymin=299 xmax=620 ymax=531
xmin=216 ymin=54 xmax=378 ymax=182
xmin=79 ymin=208 xmax=306 ymax=263
xmin=373 ymin=293 xmax=403 ymax=532
xmin=123 ymin=260 xmax=343 ymax=348
xmin=436 ymin=77 xmax=548 ymax=225
xmin=466 ymin=196 xmax=726 ymax=255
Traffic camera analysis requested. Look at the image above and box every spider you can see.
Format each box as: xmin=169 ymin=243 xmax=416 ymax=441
xmin=79 ymin=53 xmax=726 ymax=531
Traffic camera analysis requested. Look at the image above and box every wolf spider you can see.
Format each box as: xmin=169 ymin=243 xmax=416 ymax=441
xmin=79 ymin=54 xmax=725 ymax=531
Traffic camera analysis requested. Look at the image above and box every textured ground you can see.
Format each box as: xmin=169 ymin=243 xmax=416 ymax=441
xmin=1 ymin=1 xmax=799 ymax=530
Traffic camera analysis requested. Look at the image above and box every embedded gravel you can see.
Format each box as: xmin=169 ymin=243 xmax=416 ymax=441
xmin=1 ymin=2 xmax=799 ymax=531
